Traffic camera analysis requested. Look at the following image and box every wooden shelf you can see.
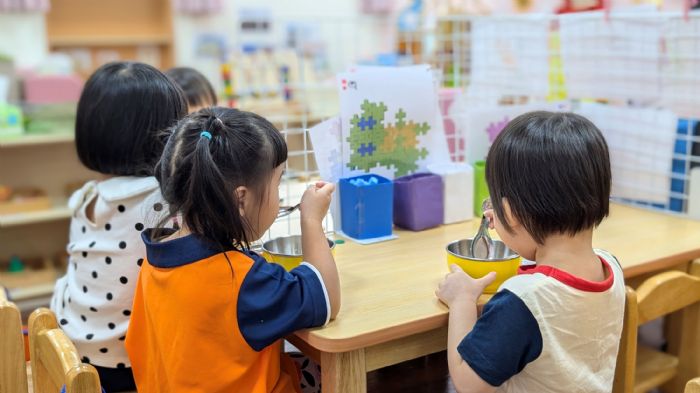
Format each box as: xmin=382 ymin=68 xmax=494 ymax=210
xmin=46 ymin=0 xmax=175 ymax=73
xmin=8 ymin=282 xmax=56 ymax=302
xmin=0 ymin=206 xmax=71 ymax=228
xmin=50 ymin=34 xmax=171 ymax=47
xmin=0 ymin=133 xmax=74 ymax=148
xmin=1 ymin=266 xmax=59 ymax=302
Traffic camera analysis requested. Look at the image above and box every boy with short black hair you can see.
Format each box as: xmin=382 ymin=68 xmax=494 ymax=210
xmin=436 ymin=111 xmax=624 ymax=393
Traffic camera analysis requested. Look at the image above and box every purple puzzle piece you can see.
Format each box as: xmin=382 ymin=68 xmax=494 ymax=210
xmin=393 ymin=173 xmax=444 ymax=231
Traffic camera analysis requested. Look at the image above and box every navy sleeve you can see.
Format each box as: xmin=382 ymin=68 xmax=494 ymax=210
xmin=238 ymin=254 xmax=329 ymax=351
xmin=457 ymin=289 xmax=543 ymax=387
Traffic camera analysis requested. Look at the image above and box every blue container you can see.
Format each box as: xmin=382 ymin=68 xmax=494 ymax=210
xmin=339 ymin=174 xmax=393 ymax=239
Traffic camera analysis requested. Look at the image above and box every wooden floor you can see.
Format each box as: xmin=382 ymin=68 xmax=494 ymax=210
xmin=367 ymin=351 xmax=457 ymax=393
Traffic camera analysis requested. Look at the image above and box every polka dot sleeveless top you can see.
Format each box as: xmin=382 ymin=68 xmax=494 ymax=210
xmin=50 ymin=177 xmax=173 ymax=368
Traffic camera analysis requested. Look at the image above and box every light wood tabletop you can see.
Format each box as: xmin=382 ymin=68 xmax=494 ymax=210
xmin=289 ymin=203 xmax=700 ymax=393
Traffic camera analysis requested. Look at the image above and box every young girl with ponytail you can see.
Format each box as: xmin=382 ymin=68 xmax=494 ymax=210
xmin=125 ymin=107 xmax=340 ymax=393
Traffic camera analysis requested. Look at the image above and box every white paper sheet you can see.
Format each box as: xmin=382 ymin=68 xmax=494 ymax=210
xmin=468 ymin=15 xmax=551 ymax=102
xmin=559 ymin=12 xmax=663 ymax=102
xmin=576 ymin=102 xmax=678 ymax=204
xmin=337 ymin=65 xmax=451 ymax=179
xmin=660 ymin=16 xmax=700 ymax=119
xmin=308 ymin=116 xmax=343 ymax=232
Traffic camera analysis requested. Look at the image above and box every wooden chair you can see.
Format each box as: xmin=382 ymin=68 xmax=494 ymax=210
xmin=687 ymin=378 xmax=700 ymax=393
xmin=0 ymin=286 xmax=29 ymax=393
xmin=632 ymin=269 xmax=700 ymax=393
xmin=28 ymin=308 xmax=102 ymax=393
xmin=613 ymin=286 xmax=638 ymax=393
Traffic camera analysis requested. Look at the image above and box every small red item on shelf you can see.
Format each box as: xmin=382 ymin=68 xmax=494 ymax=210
xmin=557 ymin=0 xmax=604 ymax=13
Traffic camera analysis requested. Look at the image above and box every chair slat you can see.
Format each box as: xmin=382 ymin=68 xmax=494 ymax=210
xmin=0 ymin=297 xmax=29 ymax=393
xmin=28 ymin=308 xmax=101 ymax=393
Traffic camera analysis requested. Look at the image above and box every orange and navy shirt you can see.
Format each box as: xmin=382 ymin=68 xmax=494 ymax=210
xmin=125 ymin=229 xmax=330 ymax=393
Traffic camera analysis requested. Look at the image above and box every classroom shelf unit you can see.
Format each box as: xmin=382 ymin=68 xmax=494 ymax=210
xmin=0 ymin=132 xmax=73 ymax=148
xmin=0 ymin=133 xmax=95 ymax=309
xmin=49 ymin=35 xmax=172 ymax=47
xmin=0 ymin=205 xmax=71 ymax=228
xmin=45 ymin=0 xmax=175 ymax=77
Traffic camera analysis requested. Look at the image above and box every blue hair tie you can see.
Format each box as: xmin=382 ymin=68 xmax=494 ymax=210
xmin=200 ymin=131 xmax=212 ymax=140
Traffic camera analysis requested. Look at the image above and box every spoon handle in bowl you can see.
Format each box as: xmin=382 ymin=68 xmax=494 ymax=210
xmin=470 ymin=215 xmax=492 ymax=259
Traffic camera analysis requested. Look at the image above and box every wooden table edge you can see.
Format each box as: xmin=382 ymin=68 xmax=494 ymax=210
xmin=622 ymin=251 xmax=700 ymax=278
xmin=292 ymin=249 xmax=700 ymax=354
xmin=292 ymin=313 xmax=449 ymax=353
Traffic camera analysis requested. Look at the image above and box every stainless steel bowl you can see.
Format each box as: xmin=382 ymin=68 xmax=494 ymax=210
xmin=262 ymin=235 xmax=335 ymax=257
xmin=446 ymin=238 xmax=518 ymax=262
xmin=446 ymin=238 xmax=521 ymax=294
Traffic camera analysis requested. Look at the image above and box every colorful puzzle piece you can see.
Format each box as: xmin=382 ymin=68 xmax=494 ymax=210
xmin=347 ymin=99 xmax=431 ymax=177
xmin=486 ymin=116 xmax=510 ymax=143
xmin=358 ymin=116 xmax=377 ymax=131
xmin=358 ymin=143 xmax=377 ymax=156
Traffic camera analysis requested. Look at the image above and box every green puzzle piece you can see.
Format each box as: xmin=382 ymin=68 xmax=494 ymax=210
xmin=346 ymin=100 xmax=431 ymax=177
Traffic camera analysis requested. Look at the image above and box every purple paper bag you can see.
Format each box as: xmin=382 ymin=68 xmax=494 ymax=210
xmin=393 ymin=173 xmax=444 ymax=231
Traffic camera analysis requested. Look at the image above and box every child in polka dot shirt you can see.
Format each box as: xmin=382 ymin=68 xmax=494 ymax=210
xmin=50 ymin=61 xmax=187 ymax=392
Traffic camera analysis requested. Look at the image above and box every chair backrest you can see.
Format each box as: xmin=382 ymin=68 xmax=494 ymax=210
xmin=28 ymin=308 xmax=101 ymax=393
xmin=636 ymin=270 xmax=700 ymax=325
xmin=686 ymin=377 xmax=700 ymax=393
xmin=613 ymin=286 xmax=638 ymax=393
xmin=0 ymin=287 xmax=29 ymax=393
xmin=637 ymin=268 xmax=700 ymax=393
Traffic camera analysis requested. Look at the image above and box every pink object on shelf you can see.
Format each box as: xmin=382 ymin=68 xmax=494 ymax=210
xmin=0 ymin=0 xmax=50 ymax=12
xmin=361 ymin=0 xmax=394 ymax=13
xmin=438 ymin=88 xmax=463 ymax=162
xmin=23 ymin=74 xmax=83 ymax=104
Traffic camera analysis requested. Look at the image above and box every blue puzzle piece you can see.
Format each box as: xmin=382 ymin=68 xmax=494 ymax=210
xmin=358 ymin=116 xmax=377 ymax=131
xmin=358 ymin=143 xmax=376 ymax=156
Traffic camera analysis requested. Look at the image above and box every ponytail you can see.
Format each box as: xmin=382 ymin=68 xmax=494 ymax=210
xmin=185 ymin=116 xmax=251 ymax=248
xmin=155 ymin=107 xmax=287 ymax=250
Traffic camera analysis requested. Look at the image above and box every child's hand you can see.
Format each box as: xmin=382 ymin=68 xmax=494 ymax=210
xmin=300 ymin=181 xmax=335 ymax=223
xmin=436 ymin=265 xmax=497 ymax=307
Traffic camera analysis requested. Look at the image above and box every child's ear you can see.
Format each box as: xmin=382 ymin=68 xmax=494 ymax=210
xmin=235 ymin=186 xmax=249 ymax=218
xmin=501 ymin=198 xmax=521 ymax=228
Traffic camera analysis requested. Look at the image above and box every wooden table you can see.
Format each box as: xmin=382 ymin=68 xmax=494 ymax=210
xmin=288 ymin=203 xmax=700 ymax=393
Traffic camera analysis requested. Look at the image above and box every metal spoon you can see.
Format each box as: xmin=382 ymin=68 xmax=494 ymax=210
xmin=470 ymin=198 xmax=494 ymax=259
xmin=278 ymin=203 xmax=300 ymax=218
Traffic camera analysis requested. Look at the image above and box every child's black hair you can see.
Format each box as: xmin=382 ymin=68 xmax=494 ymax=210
xmin=155 ymin=107 xmax=287 ymax=250
xmin=165 ymin=67 xmax=218 ymax=109
xmin=75 ymin=62 xmax=187 ymax=176
xmin=485 ymin=111 xmax=611 ymax=244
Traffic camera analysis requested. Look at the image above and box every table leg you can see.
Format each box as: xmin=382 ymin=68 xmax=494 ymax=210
xmin=320 ymin=349 xmax=367 ymax=393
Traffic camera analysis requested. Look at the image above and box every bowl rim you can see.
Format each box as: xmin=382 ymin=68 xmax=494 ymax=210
xmin=446 ymin=239 xmax=519 ymax=262
xmin=262 ymin=235 xmax=336 ymax=257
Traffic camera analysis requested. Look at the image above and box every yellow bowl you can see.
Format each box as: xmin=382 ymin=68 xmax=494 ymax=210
xmin=446 ymin=239 xmax=521 ymax=294
xmin=262 ymin=235 xmax=336 ymax=271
